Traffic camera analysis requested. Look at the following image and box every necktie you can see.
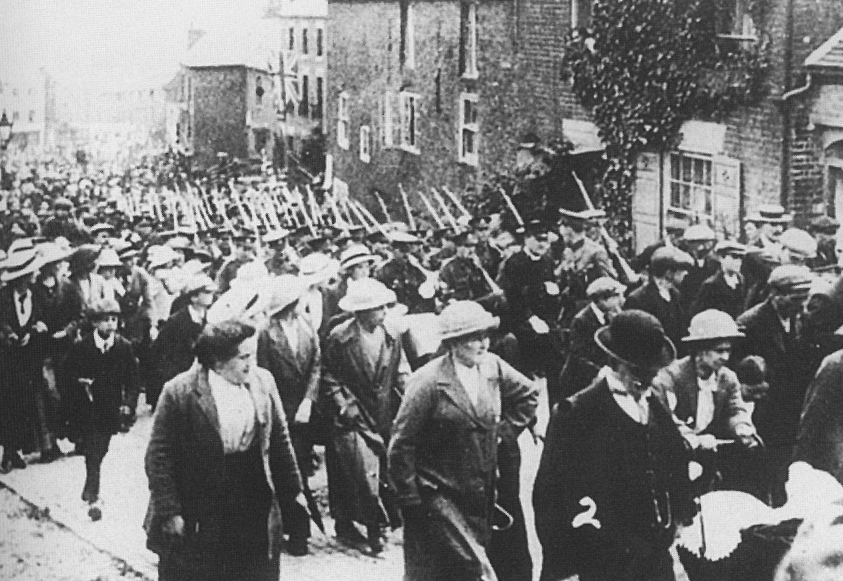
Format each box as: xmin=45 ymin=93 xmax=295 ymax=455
xmin=18 ymin=293 xmax=26 ymax=316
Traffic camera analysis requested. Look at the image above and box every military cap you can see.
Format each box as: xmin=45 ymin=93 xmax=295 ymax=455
xmin=809 ymin=215 xmax=840 ymax=234
xmin=559 ymin=208 xmax=606 ymax=223
xmin=522 ymin=218 xmax=552 ymax=238
xmin=780 ymin=228 xmax=817 ymax=258
xmin=388 ymin=231 xmax=422 ymax=244
xmin=263 ymin=229 xmax=290 ymax=244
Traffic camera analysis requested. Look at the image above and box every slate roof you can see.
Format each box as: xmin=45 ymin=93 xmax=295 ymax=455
xmin=805 ymin=27 xmax=843 ymax=70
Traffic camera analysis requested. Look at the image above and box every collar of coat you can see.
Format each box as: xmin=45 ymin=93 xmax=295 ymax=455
xmin=191 ymin=364 xmax=270 ymax=442
xmin=433 ymin=354 xmax=499 ymax=428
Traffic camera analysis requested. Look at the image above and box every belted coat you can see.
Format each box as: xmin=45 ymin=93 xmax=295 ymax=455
xmin=388 ymin=353 xmax=538 ymax=581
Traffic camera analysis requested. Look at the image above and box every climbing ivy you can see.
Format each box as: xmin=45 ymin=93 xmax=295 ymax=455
xmin=561 ymin=0 xmax=770 ymax=251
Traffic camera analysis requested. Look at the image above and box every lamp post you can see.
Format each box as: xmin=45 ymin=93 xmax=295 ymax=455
xmin=0 ymin=111 xmax=13 ymax=191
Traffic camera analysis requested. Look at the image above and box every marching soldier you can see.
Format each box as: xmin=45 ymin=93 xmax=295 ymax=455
xmin=437 ymin=230 xmax=503 ymax=311
xmin=263 ymin=228 xmax=298 ymax=275
xmin=375 ymin=231 xmax=434 ymax=314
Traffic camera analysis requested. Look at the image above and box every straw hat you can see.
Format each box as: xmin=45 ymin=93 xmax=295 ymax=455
xmin=682 ymin=309 xmax=744 ymax=344
xmin=339 ymin=244 xmax=377 ymax=270
xmin=147 ymin=246 xmax=181 ymax=269
xmin=438 ymin=301 xmax=500 ymax=341
xmin=746 ymin=204 xmax=792 ymax=224
xmin=1 ymin=249 xmax=43 ymax=283
xmin=338 ymin=278 xmax=396 ymax=312
xmin=594 ymin=309 xmax=676 ymax=370
xmin=207 ymin=284 xmax=272 ymax=324
xmin=265 ymin=275 xmax=306 ymax=317
xmin=36 ymin=242 xmax=71 ymax=265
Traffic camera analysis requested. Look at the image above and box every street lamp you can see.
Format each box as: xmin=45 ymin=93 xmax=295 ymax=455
xmin=0 ymin=110 xmax=13 ymax=191
xmin=0 ymin=111 xmax=12 ymax=148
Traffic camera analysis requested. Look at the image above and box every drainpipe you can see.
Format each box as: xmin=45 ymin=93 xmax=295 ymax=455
xmin=780 ymin=0 xmax=795 ymax=210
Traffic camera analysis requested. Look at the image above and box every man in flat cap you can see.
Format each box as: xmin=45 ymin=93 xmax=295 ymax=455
xmin=559 ymin=276 xmax=626 ymax=399
xmin=691 ymin=240 xmax=747 ymax=319
xmin=808 ymin=215 xmax=840 ymax=271
xmin=780 ymin=228 xmax=817 ymax=267
xmin=42 ymin=197 xmax=86 ymax=244
xmin=733 ymin=265 xmax=815 ymax=505
xmin=624 ymin=246 xmax=694 ymax=349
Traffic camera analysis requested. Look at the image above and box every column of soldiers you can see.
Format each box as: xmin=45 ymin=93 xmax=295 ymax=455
xmin=3 ymin=155 xmax=843 ymax=580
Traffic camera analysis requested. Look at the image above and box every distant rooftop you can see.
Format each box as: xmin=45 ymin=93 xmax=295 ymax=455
xmin=806 ymin=27 xmax=843 ymax=71
xmin=183 ymin=20 xmax=279 ymax=71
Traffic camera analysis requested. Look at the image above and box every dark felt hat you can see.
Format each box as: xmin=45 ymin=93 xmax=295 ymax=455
xmin=594 ymin=309 xmax=676 ymax=370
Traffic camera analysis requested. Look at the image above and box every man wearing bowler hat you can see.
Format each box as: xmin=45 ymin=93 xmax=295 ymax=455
xmin=534 ymin=310 xmax=695 ymax=581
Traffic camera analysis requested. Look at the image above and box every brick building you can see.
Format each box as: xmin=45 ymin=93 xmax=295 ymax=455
xmin=180 ymin=26 xmax=281 ymax=168
xmin=267 ymin=0 xmax=328 ymax=174
xmin=327 ymin=0 xmax=843 ymax=252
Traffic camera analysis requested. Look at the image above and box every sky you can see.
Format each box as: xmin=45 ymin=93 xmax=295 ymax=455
xmin=0 ymin=0 xmax=269 ymax=90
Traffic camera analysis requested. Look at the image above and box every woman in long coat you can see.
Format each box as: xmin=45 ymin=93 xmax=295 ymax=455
xmin=320 ymin=279 xmax=409 ymax=552
xmin=388 ymin=301 xmax=538 ymax=581
xmin=144 ymin=320 xmax=306 ymax=581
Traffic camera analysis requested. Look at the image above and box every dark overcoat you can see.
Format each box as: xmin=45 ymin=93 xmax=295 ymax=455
xmin=387 ymin=353 xmax=538 ymax=581
xmin=558 ymin=304 xmax=606 ymax=399
xmin=61 ymin=333 xmax=139 ymax=435
xmin=147 ymin=307 xmax=204 ymax=404
xmin=690 ymin=270 xmax=746 ymax=319
xmin=0 ymin=285 xmax=49 ymax=452
xmin=320 ymin=318 xmax=406 ymax=525
xmin=623 ymin=280 xmax=688 ymax=349
xmin=144 ymin=365 xmax=302 ymax=573
xmin=794 ymin=349 xmax=843 ymax=486
xmin=533 ymin=379 xmax=695 ymax=581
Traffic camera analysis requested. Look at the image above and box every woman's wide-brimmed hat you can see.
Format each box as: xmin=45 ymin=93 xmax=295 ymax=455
xmin=438 ymin=301 xmax=500 ymax=341
xmin=36 ymin=242 xmax=72 ymax=266
xmin=338 ymin=278 xmax=396 ymax=312
xmin=207 ymin=284 xmax=272 ymax=325
xmin=1 ymin=249 xmax=43 ymax=283
xmin=96 ymin=248 xmax=123 ymax=268
xmin=339 ymin=244 xmax=378 ymax=270
xmin=299 ymin=252 xmax=340 ymax=287
xmin=682 ymin=309 xmax=744 ymax=344
xmin=265 ymin=274 xmax=306 ymax=317
xmin=594 ymin=309 xmax=676 ymax=370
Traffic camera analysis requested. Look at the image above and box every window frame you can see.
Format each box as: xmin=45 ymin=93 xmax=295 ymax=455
xmin=302 ymin=28 xmax=309 ymax=55
xmin=381 ymin=91 xmax=394 ymax=148
xmin=360 ymin=125 xmax=371 ymax=163
xmin=666 ymin=151 xmax=714 ymax=222
xmin=461 ymin=2 xmax=478 ymax=79
xmin=289 ymin=27 xmax=296 ymax=51
xmin=458 ymin=92 xmax=479 ymax=166
xmin=399 ymin=91 xmax=420 ymax=154
xmin=316 ymin=28 xmax=324 ymax=57
xmin=337 ymin=91 xmax=350 ymax=150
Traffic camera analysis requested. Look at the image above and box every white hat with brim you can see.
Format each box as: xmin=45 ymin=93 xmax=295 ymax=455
xmin=36 ymin=242 xmax=72 ymax=265
xmin=747 ymin=204 xmax=793 ymax=224
xmin=1 ymin=250 xmax=43 ymax=283
xmin=338 ymin=278 xmax=397 ymax=312
xmin=231 ymin=261 xmax=271 ymax=290
xmin=183 ymin=274 xmax=218 ymax=295
xmin=299 ymin=253 xmax=340 ymax=286
xmin=148 ymin=246 xmax=181 ymax=269
xmin=265 ymin=275 xmax=307 ymax=317
xmin=96 ymin=248 xmax=123 ymax=269
xmin=340 ymin=244 xmax=378 ymax=270
xmin=207 ymin=284 xmax=273 ymax=324
xmin=8 ymin=238 xmax=35 ymax=256
xmin=682 ymin=309 xmax=745 ymax=343
xmin=438 ymin=301 xmax=500 ymax=341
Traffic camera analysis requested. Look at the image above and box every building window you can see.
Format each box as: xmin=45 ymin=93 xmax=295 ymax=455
xmin=28 ymin=110 xmax=35 ymax=122
xmin=316 ymin=28 xmax=324 ymax=56
xmin=460 ymin=2 xmax=478 ymax=78
xmin=338 ymin=91 xmax=350 ymax=149
xmin=299 ymin=75 xmax=310 ymax=117
xmin=668 ymin=152 xmax=713 ymax=220
xmin=571 ymin=0 xmax=593 ymax=30
xmin=381 ymin=92 xmax=394 ymax=147
xmin=302 ymin=28 xmax=309 ymax=55
xmin=401 ymin=3 xmax=416 ymax=69
xmin=314 ymin=77 xmax=324 ymax=119
xmin=255 ymin=76 xmax=265 ymax=105
xmin=289 ymin=27 xmax=295 ymax=51
xmin=400 ymin=91 xmax=419 ymax=153
xmin=360 ymin=126 xmax=371 ymax=163
xmin=458 ymin=93 xmax=479 ymax=166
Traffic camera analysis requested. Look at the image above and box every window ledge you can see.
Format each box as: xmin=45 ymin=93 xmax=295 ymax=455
xmin=461 ymin=72 xmax=479 ymax=81
xmin=459 ymin=157 xmax=479 ymax=167
xmin=716 ymin=34 xmax=758 ymax=43
xmin=400 ymin=144 xmax=420 ymax=155
xmin=338 ymin=139 xmax=349 ymax=150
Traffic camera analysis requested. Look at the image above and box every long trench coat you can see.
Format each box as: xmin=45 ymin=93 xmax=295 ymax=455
xmin=143 ymin=364 xmax=303 ymax=578
xmin=388 ymin=353 xmax=538 ymax=581
xmin=320 ymin=318 xmax=406 ymax=526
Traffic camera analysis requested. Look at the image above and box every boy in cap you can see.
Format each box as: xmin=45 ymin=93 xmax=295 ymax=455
xmin=733 ymin=265 xmax=815 ymax=506
xmin=808 ymin=215 xmax=840 ymax=271
xmin=691 ymin=240 xmax=746 ymax=319
xmin=62 ymin=299 xmax=139 ymax=520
